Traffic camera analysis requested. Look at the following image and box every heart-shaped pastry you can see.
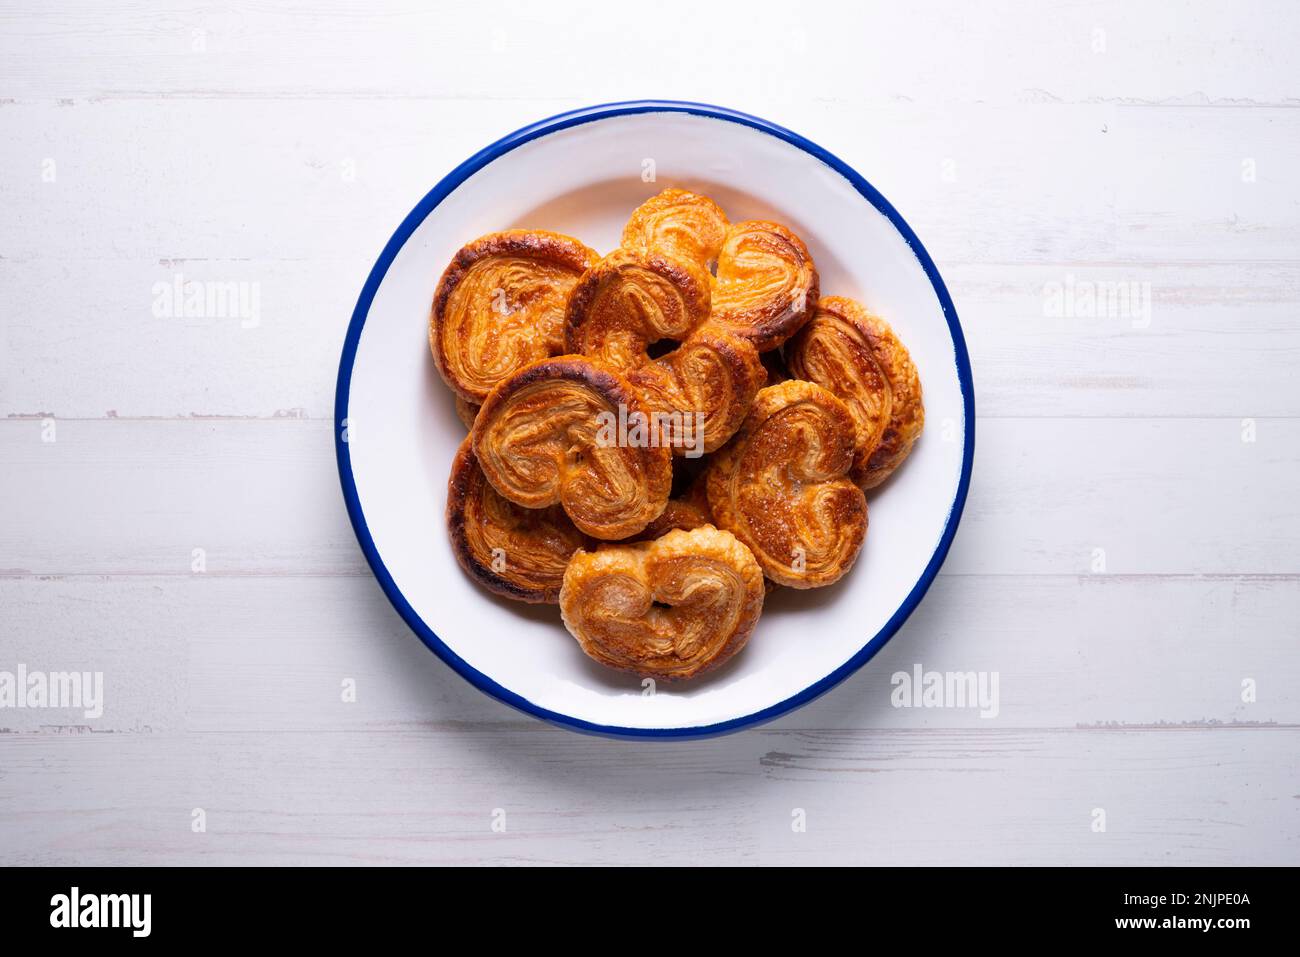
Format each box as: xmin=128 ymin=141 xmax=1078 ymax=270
xmin=431 ymin=229 xmax=599 ymax=402
xmin=446 ymin=438 xmax=591 ymax=604
xmin=453 ymin=394 xmax=481 ymax=430
xmin=786 ymin=295 xmax=892 ymax=487
xmin=710 ymin=220 xmax=819 ymax=352
xmin=621 ymin=188 xmax=729 ymax=274
xmin=788 ymin=296 xmax=923 ymax=489
xmin=625 ymin=325 xmax=766 ymax=457
xmin=622 ymin=471 xmax=713 ymax=543
xmin=564 ymin=248 xmax=711 ymax=372
xmin=472 ymin=355 xmax=672 ymax=540
xmin=706 ymin=380 xmax=867 ymax=588
xmin=559 ymin=525 xmax=764 ymax=680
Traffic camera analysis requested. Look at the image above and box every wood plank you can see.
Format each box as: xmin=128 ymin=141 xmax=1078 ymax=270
xmin=3 ymin=100 xmax=1297 ymax=267
xmin=954 ymin=261 xmax=1300 ymax=418
xmin=0 ymin=1 xmax=1295 ymax=105
xmin=0 ymin=728 xmax=1292 ymax=865
xmin=753 ymin=727 xmax=1300 ymax=866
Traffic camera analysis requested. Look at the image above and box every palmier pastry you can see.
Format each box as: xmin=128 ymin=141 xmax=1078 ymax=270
xmin=624 ymin=326 xmax=766 ymax=456
xmin=446 ymin=439 xmax=590 ymax=604
xmin=789 ymin=296 xmax=924 ymax=489
xmin=559 ymin=526 xmax=764 ymax=680
xmin=472 ymin=355 xmax=672 ymax=540
xmin=624 ymin=473 xmax=713 ymax=542
xmin=786 ymin=296 xmax=891 ymax=487
xmin=453 ymin=394 xmax=480 ymax=430
xmin=431 ymin=230 xmax=599 ymax=402
xmin=621 ymin=188 xmax=729 ymax=274
xmin=564 ymin=248 xmax=711 ymax=372
xmin=710 ymin=221 xmax=819 ymax=352
xmin=707 ymin=380 xmax=867 ymax=588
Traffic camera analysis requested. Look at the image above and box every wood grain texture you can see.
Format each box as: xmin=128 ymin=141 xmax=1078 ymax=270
xmin=0 ymin=1 xmax=1296 ymax=105
xmin=0 ymin=729 xmax=1293 ymax=866
xmin=2 ymin=99 xmax=1295 ymax=268
xmin=1 ymin=0 xmax=1297 ymax=866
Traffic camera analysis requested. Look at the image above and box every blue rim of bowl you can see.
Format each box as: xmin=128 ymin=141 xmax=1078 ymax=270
xmin=335 ymin=99 xmax=976 ymax=740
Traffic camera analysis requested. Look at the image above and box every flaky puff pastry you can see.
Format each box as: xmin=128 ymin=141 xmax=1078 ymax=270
xmin=789 ymin=296 xmax=924 ymax=490
xmin=560 ymin=525 xmax=764 ymax=680
xmin=453 ymin=395 xmax=480 ymax=430
xmin=564 ymin=248 xmax=711 ymax=372
xmin=711 ymin=220 xmax=819 ymax=352
xmin=431 ymin=230 xmax=599 ymax=402
xmin=786 ymin=296 xmax=891 ymax=487
xmin=447 ymin=438 xmax=591 ymax=604
xmin=472 ymin=355 xmax=672 ymax=541
xmin=623 ymin=472 xmax=713 ymax=543
xmin=620 ymin=190 xmax=818 ymax=353
xmin=707 ymin=380 xmax=867 ymax=588
xmin=621 ymin=188 xmax=729 ymax=274
xmin=625 ymin=326 xmax=766 ymax=456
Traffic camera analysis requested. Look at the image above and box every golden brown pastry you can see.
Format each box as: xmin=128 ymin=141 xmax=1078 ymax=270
xmin=786 ymin=296 xmax=893 ymax=487
xmin=453 ymin=394 xmax=481 ymax=430
xmin=431 ymin=230 xmax=599 ymax=402
xmin=564 ymin=248 xmax=711 ymax=372
xmin=560 ymin=525 xmax=764 ymax=680
xmin=856 ymin=310 xmax=923 ymax=490
xmin=446 ymin=439 xmax=590 ymax=604
xmin=621 ymin=188 xmax=729 ymax=274
xmin=707 ymin=380 xmax=867 ymax=588
xmin=471 ymin=355 xmax=672 ymax=540
xmin=791 ymin=296 xmax=923 ymax=489
xmin=624 ymin=472 xmax=713 ymax=542
xmin=624 ymin=326 xmax=766 ymax=456
xmin=711 ymin=221 xmax=819 ymax=352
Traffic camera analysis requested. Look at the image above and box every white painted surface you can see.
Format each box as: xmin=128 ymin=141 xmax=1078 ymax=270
xmin=0 ymin=0 xmax=1296 ymax=865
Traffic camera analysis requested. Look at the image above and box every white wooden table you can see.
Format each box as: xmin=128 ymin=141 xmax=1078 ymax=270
xmin=1 ymin=0 xmax=1296 ymax=866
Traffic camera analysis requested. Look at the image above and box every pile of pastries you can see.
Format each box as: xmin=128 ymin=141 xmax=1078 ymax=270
xmin=431 ymin=189 xmax=923 ymax=681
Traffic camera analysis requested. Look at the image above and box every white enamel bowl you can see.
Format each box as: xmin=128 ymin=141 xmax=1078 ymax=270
xmin=336 ymin=101 xmax=974 ymax=738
